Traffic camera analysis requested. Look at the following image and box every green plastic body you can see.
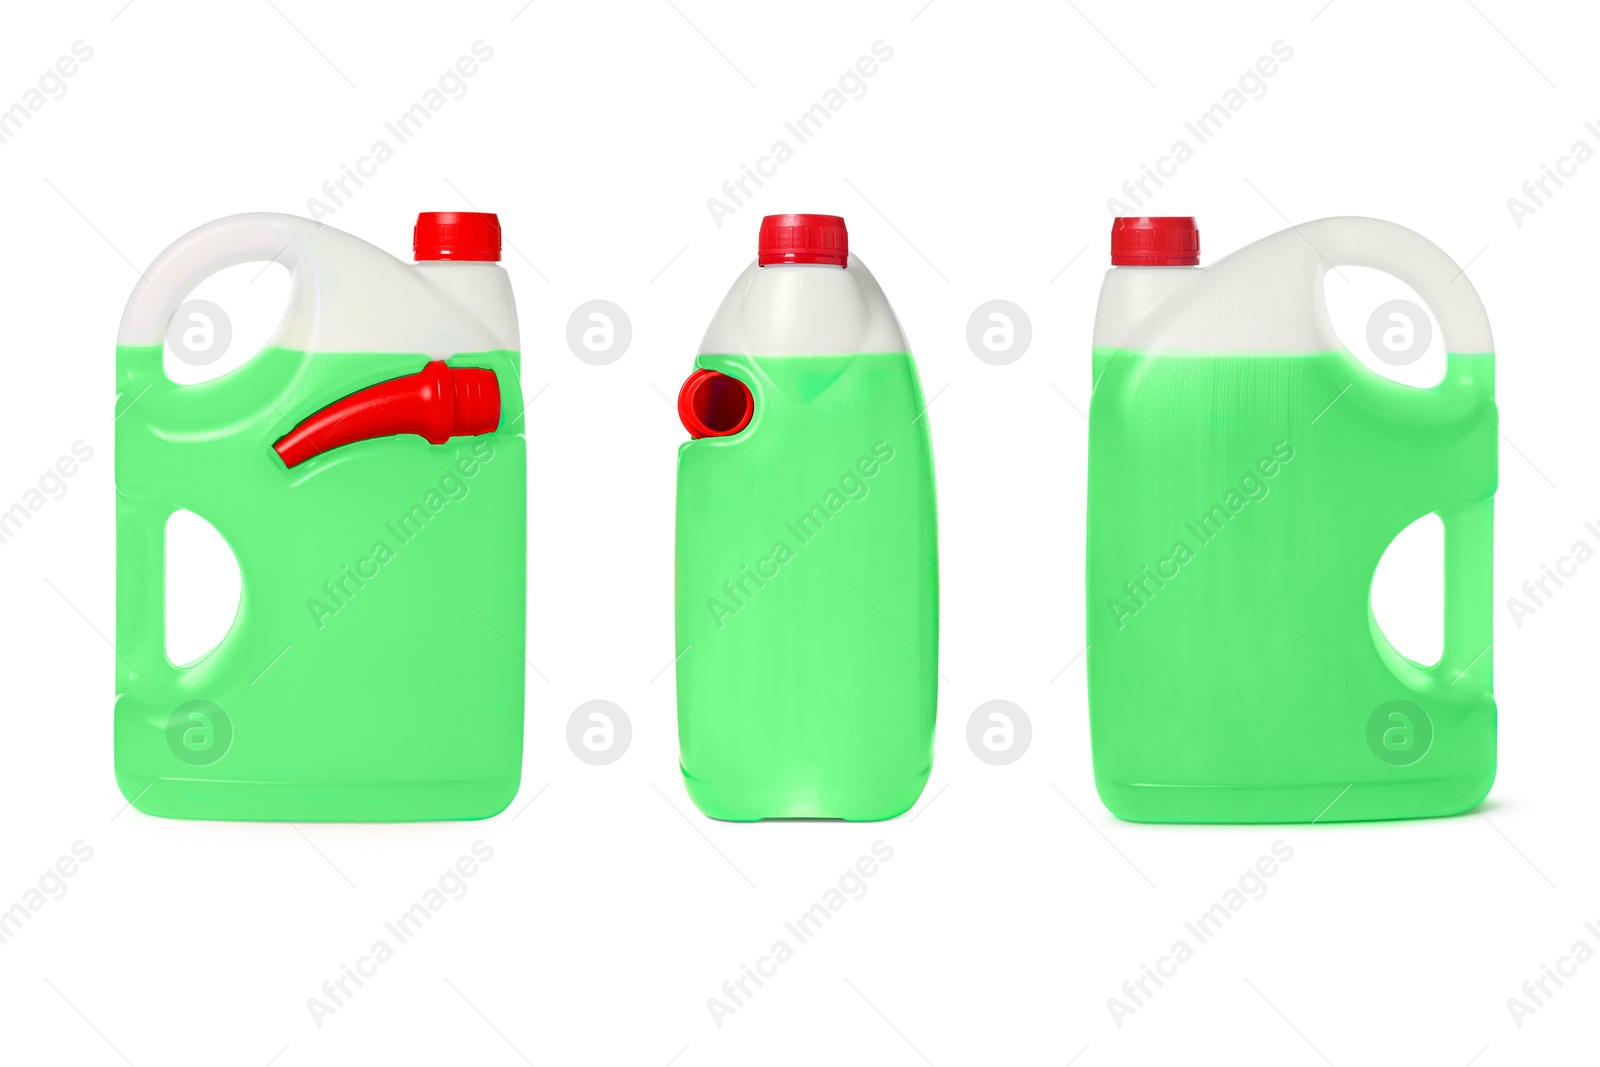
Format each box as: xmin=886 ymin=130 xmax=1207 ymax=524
xmin=675 ymin=352 xmax=938 ymax=821
xmin=114 ymin=346 xmax=526 ymax=821
xmin=1086 ymin=349 xmax=1496 ymax=823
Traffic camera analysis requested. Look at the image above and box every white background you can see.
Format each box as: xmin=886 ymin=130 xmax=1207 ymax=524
xmin=1 ymin=1 xmax=1597 ymax=1063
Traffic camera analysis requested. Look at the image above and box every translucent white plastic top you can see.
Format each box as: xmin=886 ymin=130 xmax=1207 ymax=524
xmin=699 ymin=254 xmax=909 ymax=356
xmin=1093 ymin=217 xmax=1493 ymax=355
xmin=119 ymin=212 xmax=518 ymax=357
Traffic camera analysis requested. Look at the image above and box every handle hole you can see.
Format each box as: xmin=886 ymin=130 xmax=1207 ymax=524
xmin=163 ymin=260 xmax=290 ymax=385
xmin=1371 ymin=512 xmax=1443 ymax=667
xmin=166 ymin=510 xmax=242 ymax=667
xmin=1324 ymin=267 xmax=1445 ymax=388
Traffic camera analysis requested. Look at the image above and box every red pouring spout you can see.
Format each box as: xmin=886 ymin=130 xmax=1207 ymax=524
xmin=274 ymin=361 xmax=500 ymax=468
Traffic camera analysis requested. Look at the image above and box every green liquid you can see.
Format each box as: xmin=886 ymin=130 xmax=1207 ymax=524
xmin=1087 ymin=349 xmax=1496 ymax=822
xmin=115 ymin=345 xmax=526 ymax=821
xmin=676 ymin=352 xmax=939 ymax=820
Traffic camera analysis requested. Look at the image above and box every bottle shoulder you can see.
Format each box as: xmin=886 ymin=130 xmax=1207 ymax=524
xmin=699 ymin=255 xmax=908 ymax=357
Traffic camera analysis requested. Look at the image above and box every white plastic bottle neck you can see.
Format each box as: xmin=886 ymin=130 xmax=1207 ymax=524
xmin=700 ymin=254 xmax=908 ymax=357
xmin=415 ymin=259 xmax=519 ymax=354
xmin=1094 ymin=265 xmax=1197 ymax=350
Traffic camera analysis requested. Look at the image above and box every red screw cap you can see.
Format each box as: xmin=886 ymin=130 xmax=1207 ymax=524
xmin=414 ymin=211 xmax=502 ymax=261
xmin=1111 ymin=217 xmax=1199 ymax=266
xmin=759 ymin=213 xmax=848 ymax=267
xmin=678 ymin=369 xmax=753 ymax=439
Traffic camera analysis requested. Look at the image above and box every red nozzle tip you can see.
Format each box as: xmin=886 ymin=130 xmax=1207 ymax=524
xmin=759 ymin=213 xmax=848 ymax=267
xmin=1111 ymin=216 xmax=1199 ymax=266
xmin=449 ymin=366 xmax=501 ymax=436
xmin=678 ymin=369 xmax=753 ymax=439
xmin=415 ymin=211 xmax=502 ymax=261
